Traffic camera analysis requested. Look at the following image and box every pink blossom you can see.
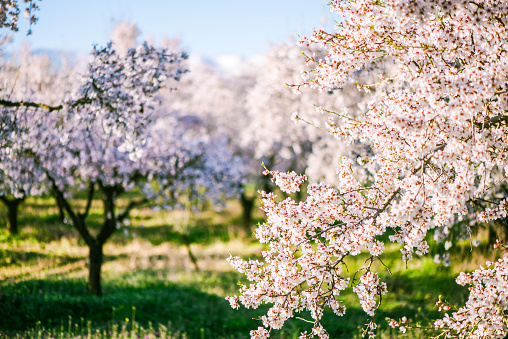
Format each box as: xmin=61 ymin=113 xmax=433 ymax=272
xmin=228 ymin=0 xmax=508 ymax=337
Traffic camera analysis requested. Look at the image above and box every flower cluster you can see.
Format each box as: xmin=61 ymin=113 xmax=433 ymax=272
xmin=262 ymin=168 xmax=307 ymax=194
xmin=353 ymin=271 xmax=387 ymax=316
xmin=228 ymin=168 xmax=390 ymax=337
xmin=477 ymin=199 xmax=508 ymax=223
xmin=0 ymin=0 xmax=38 ymax=32
xmin=66 ymin=42 xmax=188 ymax=156
xmin=229 ymin=0 xmax=508 ymax=337
xmin=387 ymin=316 xmax=408 ymax=334
xmin=434 ymin=253 xmax=508 ymax=338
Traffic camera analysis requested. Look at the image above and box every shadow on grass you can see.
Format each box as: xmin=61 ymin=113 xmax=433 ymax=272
xmin=0 ymin=249 xmax=83 ymax=267
xmin=0 ymin=270 xmax=270 ymax=338
xmin=123 ymin=223 xmax=232 ymax=246
xmin=0 ymin=264 xmax=467 ymax=339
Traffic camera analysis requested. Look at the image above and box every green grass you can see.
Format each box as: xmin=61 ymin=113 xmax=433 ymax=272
xmin=0 ymin=196 xmax=501 ymax=338
xmin=0 ymin=271 xmax=261 ymax=338
xmin=0 ymin=267 xmax=436 ymax=338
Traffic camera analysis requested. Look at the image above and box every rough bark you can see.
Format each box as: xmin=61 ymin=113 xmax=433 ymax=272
xmin=88 ymin=242 xmax=103 ymax=296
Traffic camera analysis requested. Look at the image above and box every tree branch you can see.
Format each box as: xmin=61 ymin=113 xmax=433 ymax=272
xmin=0 ymin=99 xmax=63 ymax=112
xmin=117 ymin=198 xmax=149 ymax=223
xmin=46 ymin=172 xmax=95 ymax=247
xmin=475 ymin=115 xmax=508 ymax=130
xmin=79 ymin=181 xmax=95 ymax=220
xmin=372 ymin=143 xmax=446 ymax=220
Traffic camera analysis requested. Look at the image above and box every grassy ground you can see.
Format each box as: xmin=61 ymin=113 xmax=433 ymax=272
xmin=0 ymin=195 xmax=501 ymax=338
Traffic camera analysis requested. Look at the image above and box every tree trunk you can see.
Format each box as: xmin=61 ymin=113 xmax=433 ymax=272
xmin=0 ymin=196 xmax=24 ymax=235
xmin=88 ymin=242 xmax=103 ymax=296
xmin=54 ymin=194 xmax=66 ymax=223
xmin=49 ymin=180 xmax=108 ymax=296
xmin=240 ymin=193 xmax=255 ymax=234
xmin=182 ymin=234 xmax=199 ymax=272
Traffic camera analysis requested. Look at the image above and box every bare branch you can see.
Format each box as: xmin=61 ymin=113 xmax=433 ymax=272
xmin=117 ymin=198 xmax=149 ymax=223
xmin=79 ymin=181 xmax=95 ymax=220
xmin=0 ymin=99 xmax=63 ymax=112
xmin=475 ymin=115 xmax=508 ymax=129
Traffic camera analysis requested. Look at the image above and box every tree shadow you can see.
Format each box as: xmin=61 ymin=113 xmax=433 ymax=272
xmin=0 ymin=265 xmax=468 ymax=339
xmin=0 ymin=249 xmax=83 ymax=267
xmin=0 ymin=270 xmax=267 ymax=338
xmin=124 ymin=222 xmax=232 ymax=246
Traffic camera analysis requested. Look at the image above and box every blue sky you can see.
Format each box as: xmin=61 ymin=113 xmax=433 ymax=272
xmin=8 ymin=0 xmax=333 ymax=60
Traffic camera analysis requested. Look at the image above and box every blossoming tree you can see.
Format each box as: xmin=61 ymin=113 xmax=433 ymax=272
xmin=163 ymin=58 xmax=261 ymax=233
xmin=228 ymin=0 xmax=508 ymax=338
xmin=0 ymin=0 xmax=39 ymax=32
xmin=242 ymin=42 xmax=331 ymax=177
xmin=0 ymin=44 xmax=76 ymax=234
xmin=11 ymin=41 xmax=241 ymax=296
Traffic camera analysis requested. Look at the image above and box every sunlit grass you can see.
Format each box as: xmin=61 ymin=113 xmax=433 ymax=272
xmin=0 ymin=195 xmax=501 ymax=338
